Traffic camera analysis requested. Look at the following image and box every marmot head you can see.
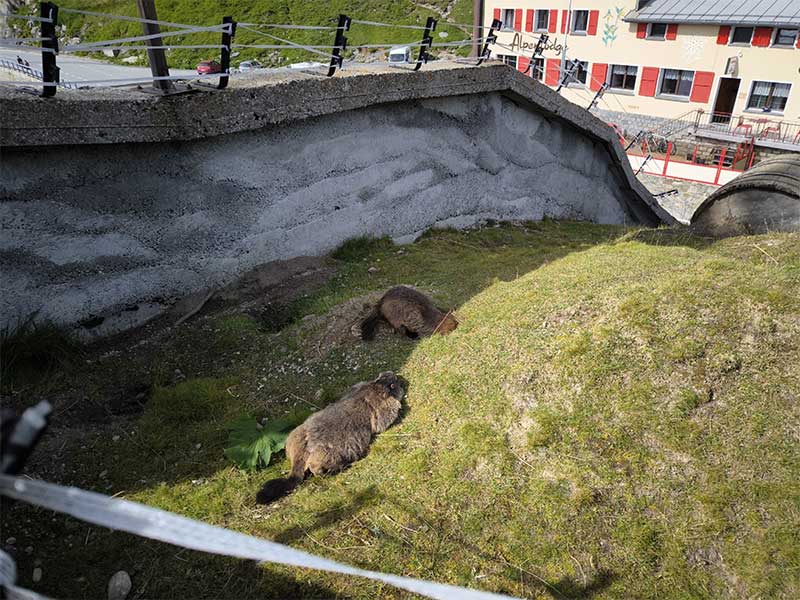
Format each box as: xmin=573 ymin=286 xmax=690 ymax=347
xmin=373 ymin=371 xmax=405 ymax=400
xmin=435 ymin=311 xmax=459 ymax=335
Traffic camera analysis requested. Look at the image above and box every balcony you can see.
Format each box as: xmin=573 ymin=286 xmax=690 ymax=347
xmin=693 ymin=111 xmax=800 ymax=153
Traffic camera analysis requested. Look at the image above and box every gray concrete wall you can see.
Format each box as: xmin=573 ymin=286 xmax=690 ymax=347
xmin=3 ymin=92 xmax=655 ymax=335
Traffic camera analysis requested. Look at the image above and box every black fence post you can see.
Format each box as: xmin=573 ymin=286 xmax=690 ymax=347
xmin=327 ymin=14 xmax=350 ymax=77
xmin=475 ymin=18 xmax=501 ymax=66
xmin=413 ymin=16 xmax=436 ymax=71
xmin=217 ymin=16 xmax=236 ymax=89
xmin=39 ymin=1 xmax=59 ymax=97
xmin=588 ymin=82 xmax=608 ymax=110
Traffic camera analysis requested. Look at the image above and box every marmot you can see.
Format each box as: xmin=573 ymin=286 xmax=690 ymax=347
xmin=360 ymin=286 xmax=458 ymax=340
xmin=256 ymin=371 xmax=404 ymax=504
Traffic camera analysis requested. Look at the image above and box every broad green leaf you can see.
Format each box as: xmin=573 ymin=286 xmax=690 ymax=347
xmin=224 ymin=412 xmax=308 ymax=472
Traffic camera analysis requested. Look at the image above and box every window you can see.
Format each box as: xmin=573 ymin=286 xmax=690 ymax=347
xmin=608 ymin=64 xmax=638 ymax=91
xmin=502 ymin=9 xmax=515 ymax=30
xmin=659 ymin=68 xmax=694 ymax=97
xmin=499 ymin=54 xmax=517 ymax=69
xmin=647 ymin=23 xmax=667 ymax=39
xmin=731 ymin=26 xmax=754 ymax=44
xmin=531 ymin=57 xmax=545 ymax=81
xmin=774 ymin=28 xmax=798 ymax=46
xmin=747 ymin=81 xmax=791 ymax=112
xmin=572 ymin=10 xmax=589 ymax=33
xmin=568 ymin=60 xmax=588 ymax=85
xmin=535 ymin=9 xmax=549 ymax=32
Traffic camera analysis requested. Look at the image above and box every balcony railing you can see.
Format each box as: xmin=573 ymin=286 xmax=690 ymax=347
xmin=694 ymin=110 xmax=800 ymax=151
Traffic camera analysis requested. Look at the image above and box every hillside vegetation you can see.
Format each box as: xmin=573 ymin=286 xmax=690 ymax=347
xmin=4 ymin=222 xmax=800 ymax=599
xmin=50 ymin=0 xmax=474 ymax=68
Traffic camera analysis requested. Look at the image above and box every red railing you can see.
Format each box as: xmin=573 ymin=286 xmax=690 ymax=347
xmin=696 ymin=110 xmax=800 ymax=148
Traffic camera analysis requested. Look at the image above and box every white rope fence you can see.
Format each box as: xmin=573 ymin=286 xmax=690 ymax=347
xmin=0 ymin=475 xmax=519 ymax=600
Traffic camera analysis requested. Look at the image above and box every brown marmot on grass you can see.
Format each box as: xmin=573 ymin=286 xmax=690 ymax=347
xmin=360 ymin=286 xmax=458 ymax=340
xmin=256 ymin=371 xmax=404 ymax=504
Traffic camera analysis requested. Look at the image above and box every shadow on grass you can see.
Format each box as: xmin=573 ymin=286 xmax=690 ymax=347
xmin=10 ymin=221 xmax=644 ymax=599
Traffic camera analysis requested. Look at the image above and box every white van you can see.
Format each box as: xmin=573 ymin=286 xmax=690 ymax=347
xmin=388 ymin=46 xmax=411 ymax=65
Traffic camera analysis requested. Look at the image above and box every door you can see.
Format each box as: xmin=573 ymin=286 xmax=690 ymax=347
xmin=712 ymin=78 xmax=740 ymax=123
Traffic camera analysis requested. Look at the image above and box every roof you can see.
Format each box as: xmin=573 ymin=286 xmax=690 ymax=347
xmin=624 ymin=0 xmax=800 ymax=27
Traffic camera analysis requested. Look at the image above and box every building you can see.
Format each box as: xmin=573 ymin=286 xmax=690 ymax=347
xmin=484 ymin=0 xmax=800 ymax=150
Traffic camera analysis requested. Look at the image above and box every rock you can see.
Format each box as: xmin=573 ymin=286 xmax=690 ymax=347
xmin=368 ymin=266 xmax=379 ymax=273
xmin=5 ymin=537 xmax=15 ymax=545
xmin=32 ymin=567 xmax=42 ymax=583
xmin=24 ymin=546 xmax=33 ymax=554
xmin=107 ymin=570 xmax=132 ymax=600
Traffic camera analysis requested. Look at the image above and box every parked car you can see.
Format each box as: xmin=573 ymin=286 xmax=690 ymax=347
xmin=238 ymin=60 xmax=263 ymax=72
xmin=197 ymin=60 xmax=221 ymax=75
xmin=388 ymin=46 xmax=411 ymax=65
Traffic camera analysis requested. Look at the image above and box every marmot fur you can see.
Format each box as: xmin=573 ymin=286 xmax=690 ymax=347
xmin=256 ymin=371 xmax=404 ymax=504
xmin=360 ymin=286 xmax=458 ymax=340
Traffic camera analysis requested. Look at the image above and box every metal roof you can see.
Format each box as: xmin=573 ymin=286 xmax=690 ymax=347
xmin=624 ymin=0 xmax=800 ymax=27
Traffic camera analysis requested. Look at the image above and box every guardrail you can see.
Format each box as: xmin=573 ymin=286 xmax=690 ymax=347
xmin=0 ymin=57 xmax=80 ymax=88
xmin=696 ymin=110 xmax=800 ymax=150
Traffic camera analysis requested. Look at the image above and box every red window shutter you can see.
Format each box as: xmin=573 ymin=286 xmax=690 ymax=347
xmin=636 ymin=23 xmax=647 ymax=38
xmin=666 ymin=24 xmax=678 ymax=40
xmin=717 ymin=25 xmax=730 ymax=44
xmin=525 ymin=9 xmax=534 ymax=32
xmin=752 ymin=27 xmax=772 ymax=47
xmin=518 ymin=56 xmax=530 ymax=74
xmin=561 ymin=10 xmax=568 ymax=34
xmin=588 ymin=10 xmax=599 ymax=35
xmin=545 ymin=59 xmax=561 ymax=86
xmin=549 ymin=9 xmax=558 ymax=33
xmin=493 ymin=8 xmax=501 ymax=21
xmin=639 ymin=67 xmax=659 ymax=96
xmin=590 ymin=63 xmax=608 ymax=91
xmin=514 ymin=8 xmax=523 ymax=31
xmin=690 ymin=71 xmax=715 ymax=103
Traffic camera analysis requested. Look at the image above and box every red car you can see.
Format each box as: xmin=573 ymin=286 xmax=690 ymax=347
xmin=197 ymin=60 xmax=221 ymax=75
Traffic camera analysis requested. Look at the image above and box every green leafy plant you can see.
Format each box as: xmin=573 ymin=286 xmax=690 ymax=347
xmin=224 ymin=413 xmax=307 ymax=471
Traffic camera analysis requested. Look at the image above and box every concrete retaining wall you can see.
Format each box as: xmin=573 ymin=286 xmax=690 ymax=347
xmin=1 ymin=63 xmax=675 ymax=336
xmin=2 ymin=92 xmax=654 ymax=335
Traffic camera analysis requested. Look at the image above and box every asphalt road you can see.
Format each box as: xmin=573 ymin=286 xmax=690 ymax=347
xmin=0 ymin=47 xmax=199 ymax=87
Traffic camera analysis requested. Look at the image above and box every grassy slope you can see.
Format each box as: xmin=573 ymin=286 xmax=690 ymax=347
xmin=4 ymin=223 xmax=800 ymax=599
xmin=53 ymin=0 xmax=474 ymax=69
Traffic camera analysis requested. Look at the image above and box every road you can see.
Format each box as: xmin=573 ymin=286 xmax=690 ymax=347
xmin=0 ymin=47 xmax=198 ymax=87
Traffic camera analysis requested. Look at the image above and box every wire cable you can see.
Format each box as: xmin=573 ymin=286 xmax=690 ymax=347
xmin=0 ymin=12 xmax=52 ymax=23
xmin=237 ymin=22 xmax=341 ymax=30
xmin=63 ymin=24 xmax=229 ymax=52
xmin=350 ymin=19 xmax=428 ymax=30
xmin=238 ymin=25 xmax=340 ymax=59
xmin=59 ymin=7 xmax=209 ymax=29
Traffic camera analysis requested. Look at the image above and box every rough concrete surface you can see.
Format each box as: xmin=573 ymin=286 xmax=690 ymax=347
xmin=1 ymin=63 xmax=674 ymax=335
xmin=638 ymin=174 xmax=716 ymax=224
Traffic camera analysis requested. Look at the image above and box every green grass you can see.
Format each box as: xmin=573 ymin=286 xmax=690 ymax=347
xmin=4 ymin=222 xmax=800 ymax=599
xmin=0 ymin=314 xmax=80 ymax=392
xmin=48 ymin=0 xmax=475 ymax=69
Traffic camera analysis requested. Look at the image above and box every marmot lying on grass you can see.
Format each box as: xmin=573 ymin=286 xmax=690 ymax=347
xmin=360 ymin=286 xmax=458 ymax=340
xmin=256 ymin=371 xmax=404 ymax=504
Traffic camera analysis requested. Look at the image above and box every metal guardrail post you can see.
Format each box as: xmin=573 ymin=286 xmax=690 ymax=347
xmin=40 ymin=1 xmax=59 ymax=97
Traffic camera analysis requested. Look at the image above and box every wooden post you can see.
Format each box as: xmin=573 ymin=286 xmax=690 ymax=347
xmin=471 ymin=0 xmax=483 ymax=58
xmin=136 ymin=0 xmax=174 ymax=93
